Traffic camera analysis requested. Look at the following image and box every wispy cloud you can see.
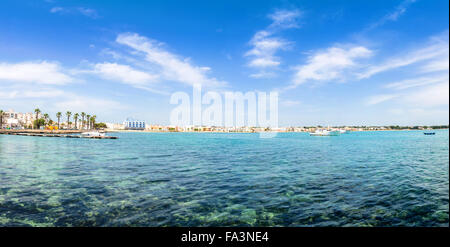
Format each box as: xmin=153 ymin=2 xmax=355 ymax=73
xmin=268 ymin=9 xmax=302 ymax=30
xmin=50 ymin=6 xmax=99 ymax=19
xmin=404 ymin=82 xmax=449 ymax=107
xmin=366 ymin=94 xmax=399 ymax=105
xmin=50 ymin=7 xmax=64 ymax=13
xmin=366 ymin=0 xmax=417 ymax=30
xmin=289 ymin=46 xmax=372 ymax=87
xmin=280 ymin=100 xmax=301 ymax=107
xmin=245 ymin=31 xmax=289 ymax=68
xmin=0 ymin=88 xmax=65 ymax=99
xmin=76 ymin=7 xmax=98 ymax=18
xmin=54 ymin=96 xmax=126 ymax=113
xmin=365 ymin=31 xmax=449 ymax=110
xmin=359 ymin=31 xmax=449 ymax=79
xmin=116 ymin=32 xmax=226 ymax=88
xmin=245 ymin=9 xmax=301 ymax=78
xmin=372 ymin=82 xmax=450 ymax=108
xmin=92 ymin=63 xmax=158 ymax=86
xmin=384 ymin=74 xmax=449 ymax=90
xmin=89 ymin=62 xmax=168 ymax=95
xmin=0 ymin=61 xmax=74 ymax=85
xmin=421 ymin=56 xmax=449 ymax=73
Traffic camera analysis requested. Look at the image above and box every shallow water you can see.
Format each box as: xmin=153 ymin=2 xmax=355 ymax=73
xmin=0 ymin=130 xmax=448 ymax=226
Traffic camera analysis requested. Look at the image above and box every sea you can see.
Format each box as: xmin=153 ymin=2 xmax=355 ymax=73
xmin=0 ymin=130 xmax=448 ymax=226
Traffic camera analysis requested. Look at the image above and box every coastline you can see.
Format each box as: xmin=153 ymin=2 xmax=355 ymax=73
xmin=104 ymin=128 xmax=449 ymax=133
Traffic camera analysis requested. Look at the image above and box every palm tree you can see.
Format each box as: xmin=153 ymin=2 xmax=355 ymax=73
xmin=56 ymin=112 xmax=62 ymax=129
xmin=86 ymin=114 xmax=91 ymax=130
xmin=90 ymin=115 xmax=97 ymax=129
xmin=74 ymin=113 xmax=79 ymax=129
xmin=34 ymin=108 xmax=41 ymax=129
xmin=43 ymin=113 xmax=49 ymax=126
xmin=66 ymin=111 xmax=72 ymax=129
xmin=0 ymin=110 xmax=4 ymax=129
xmin=81 ymin=112 xmax=86 ymax=129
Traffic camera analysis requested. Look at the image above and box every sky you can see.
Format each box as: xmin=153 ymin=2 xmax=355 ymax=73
xmin=0 ymin=0 xmax=448 ymax=126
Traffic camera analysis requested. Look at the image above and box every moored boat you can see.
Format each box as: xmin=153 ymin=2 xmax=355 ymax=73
xmin=310 ymin=129 xmax=340 ymax=136
xmin=81 ymin=131 xmax=106 ymax=137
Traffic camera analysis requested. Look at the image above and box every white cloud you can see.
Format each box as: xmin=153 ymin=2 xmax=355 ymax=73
xmin=281 ymin=100 xmax=301 ymax=107
xmin=245 ymin=9 xmax=301 ymax=78
xmin=268 ymin=9 xmax=302 ymax=29
xmin=77 ymin=7 xmax=98 ymax=18
xmin=116 ymin=33 xmax=225 ymax=87
xmin=0 ymin=61 xmax=73 ymax=85
xmin=385 ymin=74 xmax=449 ymax=90
xmin=0 ymin=89 xmax=65 ymax=99
xmin=366 ymin=82 xmax=449 ymax=107
xmin=50 ymin=6 xmax=98 ymax=19
xmin=366 ymin=0 xmax=417 ymax=30
xmin=359 ymin=32 xmax=449 ymax=79
xmin=365 ymin=31 xmax=449 ymax=115
xmin=291 ymin=46 xmax=372 ymax=87
xmin=90 ymin=62 xmax=170 ymax=95
xmin=93 ymin=63 xmax=158 ymax=86
xmin=245 ymin=31 xmax=288 ymax=68
xmin=404 ymin=82 xmax=449 ymax=107
xmin=366 ymin=94 xmax=399 ymax=105
xmin=421 ymin=57 xmax=449 ymax=73
xmin=249 ymin=71 xmax=277 ymax=79
xmin=50 ymin=7 xmax=64 ymax=13
xmin=54 ymin=96 xmax=125 ymax=113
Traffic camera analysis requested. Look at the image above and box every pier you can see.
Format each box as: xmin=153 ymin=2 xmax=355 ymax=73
xmin=0 ymin=130 xmax=118 ymax=139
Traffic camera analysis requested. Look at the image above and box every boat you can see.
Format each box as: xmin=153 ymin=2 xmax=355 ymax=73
xmin=310 ymin=129 xmax=340 ymax=136
xmin=81 ymin=131 xmax=106 ymax=137
xmin=424 ymin=132 xmax=435 ymax=135
xmin=339 ymin=129 xmax=349 ymax=134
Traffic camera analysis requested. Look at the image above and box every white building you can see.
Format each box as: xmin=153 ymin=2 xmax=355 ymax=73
xmin=1 ymin=109 xmax=35 ymax=128
xmin=106 ymin=122 xmax=125 ymax=130
xmin=123 ymin=118 xmax=146 ymax=130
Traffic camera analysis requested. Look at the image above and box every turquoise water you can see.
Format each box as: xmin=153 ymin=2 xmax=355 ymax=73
xmin=0 ymin=130 xmax=448 ymax=226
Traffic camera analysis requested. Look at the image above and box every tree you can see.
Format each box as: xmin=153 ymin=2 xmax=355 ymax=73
xmin=43 ymin=113 xmax=50 ymax=126
xmin=56 ymin=112 xmax=62 ymax=129
xmin=74 ymin=113 xmax=79 ymax=129
xmin=0 ymin=110 xmax=4 ymax=129
xmin=90 ymin=115 xmax=96 ymax=129
xmin=81 ymin=112 xmax=86 ymax=129
xmin=33 ymin=118 xmax=45 ymax=129
xmin=86 ymin=114 xmax=91 ymax=130
xmin=66 ymin=111 xmax=72 ymax=129
xmin=34 ymin=108 xmax=41 ymax=129
xmin=94 ymin=122 xmax=107 ymax=129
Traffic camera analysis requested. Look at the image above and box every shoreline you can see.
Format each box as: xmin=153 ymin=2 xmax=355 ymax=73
xmin=105 ymin=128 xmax=449 ymax=133
xmin=1 ymin=128 xmax=447 ymax=135
xmin=0 ymin=129 xmax=84 ymax=134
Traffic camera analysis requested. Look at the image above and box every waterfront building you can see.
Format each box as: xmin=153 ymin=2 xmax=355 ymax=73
xmin=123 ymin=118 xmax=146 ymax=130
xmin=106 ymin=123 xmax=125 ymax=130
xmin=1 ymin=109 xmax=34 ymax=128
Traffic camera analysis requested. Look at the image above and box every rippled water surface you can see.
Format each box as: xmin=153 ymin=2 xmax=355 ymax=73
xmin=0 ymin=130 xmax=448 ymax=226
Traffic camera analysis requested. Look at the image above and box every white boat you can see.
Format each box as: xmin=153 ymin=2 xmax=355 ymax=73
xmin=310 ymin=129 xmax=340 ymax=136
xmin=339 ymin=129 xmax=349 ymax=134
xmin=81 ymin=131 xmax=106 ymax=137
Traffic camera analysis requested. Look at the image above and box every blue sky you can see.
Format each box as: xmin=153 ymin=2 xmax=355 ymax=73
xmin=0 ymin=0 xmax=448 ymax=126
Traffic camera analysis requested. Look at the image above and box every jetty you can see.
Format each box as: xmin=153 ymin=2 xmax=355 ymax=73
xmin=0 ymin=129 xmax=118 ymax=139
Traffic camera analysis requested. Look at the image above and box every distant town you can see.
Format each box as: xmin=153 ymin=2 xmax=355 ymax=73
xmin=1 ymin=109 xmax=448 ymax=133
